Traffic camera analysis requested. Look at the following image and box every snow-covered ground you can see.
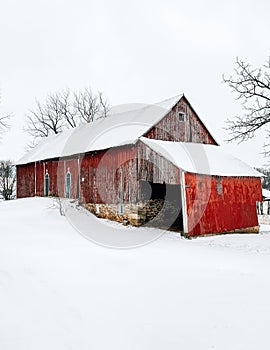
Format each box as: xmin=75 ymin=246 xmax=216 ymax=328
xmin=1 ymin=197 xmax=270 ymax=349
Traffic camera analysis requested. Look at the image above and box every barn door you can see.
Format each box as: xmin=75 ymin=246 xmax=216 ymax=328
xmin=66 ymin=172 xmax=71 ymax=198
xmin=45 ymin=173 xmax=50 ymax=197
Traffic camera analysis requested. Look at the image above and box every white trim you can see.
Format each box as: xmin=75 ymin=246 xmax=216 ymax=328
xmin=180 ymin=170 xmax=188 ymax=235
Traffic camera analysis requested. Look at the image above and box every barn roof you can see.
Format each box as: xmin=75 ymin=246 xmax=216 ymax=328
xmin=140 ymin=137 xmax=263 ymax=178
xmin=17 ymin=94 xmax=184 ymax=165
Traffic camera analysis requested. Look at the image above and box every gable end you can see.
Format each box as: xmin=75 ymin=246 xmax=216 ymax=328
xmin=143 ymin=95 xmax=218 ymax=145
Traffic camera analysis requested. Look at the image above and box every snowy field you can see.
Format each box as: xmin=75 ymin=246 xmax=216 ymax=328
xmin=1 ymin=198 xmax=270 ymax=349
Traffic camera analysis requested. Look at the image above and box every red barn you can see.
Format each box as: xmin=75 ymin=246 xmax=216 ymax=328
xmin=16 ymin=94 xmax=262 ymax=237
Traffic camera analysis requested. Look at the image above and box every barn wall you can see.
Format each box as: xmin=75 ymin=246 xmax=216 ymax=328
xmin=55 ymin=158 xmax=80 ymax=198
xmin=16 ymin=163 xmax=35 ymax=198
xmin=80 ymin=142 xmax=182 ymax=227
xmin=39 ymin=158 xmax=80 ymax=198
xmin=17 ymin=146 xmax=137 ymax=203
xmin=137 ymin=141 xmax=180 ymax=185
xmin=144 ymin=96 xmax=217 ymax=145
xmin=42 ymin=160 xmax=58 ymax=196
xmin=80 ymin=145 xmax=137 ymax=204
xmin=35 ymin=162 xmax=44 ymax=196
xmin=185 ymin=172 xmax=262 ymax=236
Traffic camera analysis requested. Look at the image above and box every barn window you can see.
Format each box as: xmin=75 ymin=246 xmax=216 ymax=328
xmin=66 ymin=171 xmax=71 ymax=198
xmin=216 ymin=176 xmax=223 ymax=195
xmin=217 ymin=183 xmax=223 ymax=195
xmin=178 ymin=112 xmax=185 ymax=122
xmin=44 ymin=172 xmax=50 ymax=197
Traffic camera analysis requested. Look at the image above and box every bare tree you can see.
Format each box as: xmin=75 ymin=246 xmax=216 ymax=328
xmin=223 ymin=57 xmax=270 ymax=146
xmin=0 ymin=161 xmax=16 ymax=200
xmin=26 ymin=92 xmax=67 ymax=139
xmin=73 ymin=88 xmax=99 ymax=123
xmin=97 ymin=91 xmax=110 ymax=119
xmin=26 ymin=88 xmax=110 ymax=141
xmin=60 ymin=89 xmax=78 ymax=128
xmin=73 ymin=88 xmax=110 ymax=123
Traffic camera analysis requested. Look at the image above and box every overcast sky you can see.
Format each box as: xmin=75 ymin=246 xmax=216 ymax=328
xmin=0 ymin=0 xmax=270 ymax=167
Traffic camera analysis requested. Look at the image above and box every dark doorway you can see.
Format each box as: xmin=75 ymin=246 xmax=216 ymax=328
xmin=140 ymin=180 xmax=183 ymax=231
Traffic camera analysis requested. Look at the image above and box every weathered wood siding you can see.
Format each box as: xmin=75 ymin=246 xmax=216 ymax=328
xmin=35 ymin=161 xmax=44 ymax=196
xmin=144 ymin=96 xmax=217 ymax=144
xmin=34 ymin=159 xmax=78 ymax=198
xmin=16 ymin=163 xmax=35 ymax=198
xmin=136 ymin=141 xmax=181 ymax=201
xmin=42 ymin=160 xmax=58 ymax=196
xmin=137 ymin=141 xmax=180 ymax=184
xmin=56 ymin=158 xmax=80 ymax=198
xmin=17 ymin=146 xmax=137 ymax=203
xmin=80 ymin=146 xmax=137 ymax=204
xmin=185 ymin=172 xmax=262 ymax=236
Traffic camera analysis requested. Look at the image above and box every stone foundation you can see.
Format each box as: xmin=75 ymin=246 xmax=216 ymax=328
xmin=84 ymin=199 xmax=170 ymax=227
xmin=84 ymin=199 xmax=183 ymax=230
xmin=85 ymin=202 xmax=142 ymax=226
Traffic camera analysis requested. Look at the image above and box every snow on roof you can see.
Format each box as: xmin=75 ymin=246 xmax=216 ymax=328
xmin=262 ymin=188 xmax=270 ymax=199
xmin=140 ymin=137 xmax=263 ymax=177
xmin=109 ymin=103 xmax=149 ymax=115
xmin=17 ymin=95 xmax=182 ymax=165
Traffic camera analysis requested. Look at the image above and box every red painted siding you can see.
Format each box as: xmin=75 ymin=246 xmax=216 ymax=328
xmin=43 ymin=160 xmax=58 ymax=196
xmin=144 ymin=96 xmax=217 ymax=145
xmin=56 ymin=158 xmax=80 ymax=198
xmin=17 ymin=145 xmax=138 ymax=203
xmin=16 ymin=163 xmax=35 ymax=198
xmin=80 ymin=146 xmax=137 ymax=204
xmin=35 ymin=161 xmax=44 ymax=196
xmin=185 ymin=172 xmax=262 ymax=236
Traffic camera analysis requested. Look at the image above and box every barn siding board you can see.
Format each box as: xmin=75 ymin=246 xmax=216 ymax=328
xmin=35 ymin=162 xmax=44 ymax=196
xmin=185 ymin=173 xmax=262 ymax=236
xmin=17 ymin=145 xmax=138 ymax=204
xmin=16 ymin=163 xmax=35 ymax=198
xmin=137 ymin=141 xmax=180 ymax=185
xmin=144 ymin=96 xmax=217 ymax=145
xmin=43 ymin=160 xmax=59 ymax=196
xmin=55 ymin=158 xmax=79 ymax=198
xmin=80 ymin=146 xmax=137 ymax=204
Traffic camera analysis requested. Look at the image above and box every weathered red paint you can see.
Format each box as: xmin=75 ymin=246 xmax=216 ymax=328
xmin=56 ymin=158 xmax=80 ymax=199
xmin=35 ymin=161 xmax=44 ymax=196
xmin=185 ymin=172 xmax=262 ymax=236
xmin=17 ymin=145 xmax=137 ymax=204
xmin=16 ymin=163 xmax=35 ymax=198
xmin=144 ymin=96 xmax=217 ymax=145
xmin=80 ymin=145 xmax=137 ymax=204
